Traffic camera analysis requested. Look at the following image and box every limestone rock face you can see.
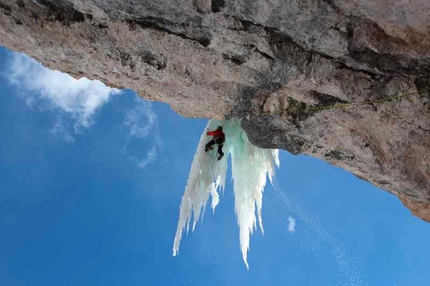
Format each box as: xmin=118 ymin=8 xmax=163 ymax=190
xmin=0 ymin=0 xmax=429 ymax=220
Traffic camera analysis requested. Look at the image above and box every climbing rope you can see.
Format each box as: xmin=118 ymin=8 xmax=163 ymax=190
xmin=308 ymin=88 xmax=430 ymax=111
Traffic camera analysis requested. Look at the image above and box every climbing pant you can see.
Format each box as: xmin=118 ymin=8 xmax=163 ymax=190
xmin=205 ymin=138 xmax=224 ymax=159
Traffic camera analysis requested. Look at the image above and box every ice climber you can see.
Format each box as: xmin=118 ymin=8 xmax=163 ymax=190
xmin=205 ymin=126 xmax=225 ymax=160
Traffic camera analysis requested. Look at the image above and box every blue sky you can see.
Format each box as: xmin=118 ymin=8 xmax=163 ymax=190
xmin=1 ymin=45 xmax=429 ymax=286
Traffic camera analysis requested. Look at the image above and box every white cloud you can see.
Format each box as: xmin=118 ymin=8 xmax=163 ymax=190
xmin=122 ymin=98 xmax=162 ymax=169
xmin=123 ymin=98 xmax=157 ymax=138
xmin=128 ymin=146 xmax=158 ymax=169
xmin=50 ymin=117 xmax=75 ymax=143
xmin=287 ymin=216 xmax=296 ymax=233
xmin=5 ymin=51 xmax=162 ymax=167
xmin=137 ymin=146 xmax=157 ymax=169
xmin=6 ymin=52 xmax=120 ymax=139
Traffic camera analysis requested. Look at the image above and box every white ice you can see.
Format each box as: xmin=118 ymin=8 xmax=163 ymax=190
xmin=173 ymin=118 xmax=279 ymax=269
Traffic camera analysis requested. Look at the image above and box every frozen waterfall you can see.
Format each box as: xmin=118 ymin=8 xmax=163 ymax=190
xmin=173 ymin=118 xmax=279 ymax=269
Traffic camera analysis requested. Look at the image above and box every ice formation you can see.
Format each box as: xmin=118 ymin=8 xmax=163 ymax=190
xmin=173 ymin=118 xmax=279 ymax=268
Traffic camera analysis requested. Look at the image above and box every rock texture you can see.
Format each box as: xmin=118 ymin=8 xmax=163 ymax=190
xmin=0 ymin=0 xmax=429 ymax=220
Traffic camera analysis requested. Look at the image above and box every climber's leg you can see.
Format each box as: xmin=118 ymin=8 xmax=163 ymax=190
xmin=217 ymin=144 xmax=224 ymax=160
xmin=205 ymin=140 xmax=215 ymax=152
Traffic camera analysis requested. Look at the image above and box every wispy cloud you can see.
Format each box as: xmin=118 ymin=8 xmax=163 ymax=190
xmin=128 ymin=146 xmax=158 ymax=169
xmin=124 ymin=97 xmax=157 ymax=138
xmin=274 ymin=185 xmax=363 ymax=285
xmin=5 ymin=52 xmax=120 ymax=141
xmin=5 ymin=51 xmax=162 ymax=167
xmin=50 ymin=117 xmax=75 ymax=143
xmin=122 ymin=98 xmax=162 ymax=169
xmin=287 ymin=216 xmax=296 ymax=233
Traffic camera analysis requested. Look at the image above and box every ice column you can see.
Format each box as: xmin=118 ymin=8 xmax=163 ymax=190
xmin=173 ymin=118 xmax=279 ymax=268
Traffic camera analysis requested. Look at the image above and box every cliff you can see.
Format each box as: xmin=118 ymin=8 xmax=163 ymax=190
xmin=1 ymin=0 xmax=429 ymax=220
